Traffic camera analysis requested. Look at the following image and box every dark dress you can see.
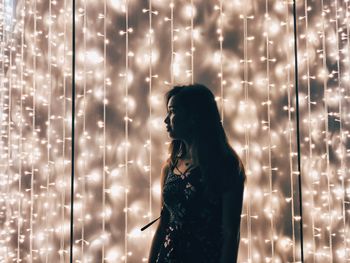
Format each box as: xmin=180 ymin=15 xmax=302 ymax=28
xmin=155 ymin=166 xmax=232 ymax=263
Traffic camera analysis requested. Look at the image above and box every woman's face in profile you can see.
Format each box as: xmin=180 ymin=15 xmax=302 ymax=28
xmin=164 ymin=96 xmax=192 ymax=140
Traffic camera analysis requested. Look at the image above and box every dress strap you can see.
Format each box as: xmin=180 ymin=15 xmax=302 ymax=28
xmin=140 ymin=215 xmax=161 ymax=231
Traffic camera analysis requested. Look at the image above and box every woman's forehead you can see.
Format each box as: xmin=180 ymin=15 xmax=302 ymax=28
xmin=167 ymin=96 xmax=177 ymax=108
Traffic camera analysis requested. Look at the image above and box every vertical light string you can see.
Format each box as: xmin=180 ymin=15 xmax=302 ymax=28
xmin=6 ymin=8 xmax=13 ymax=263
xmin=102 ymin=0 xmax=107 ymax=261
xmin=17 ymin=2 xmax=25 ymax=262
xmin=0 ymin=1 xmax=5 ymax=258
xmin=60 ymin=0 xmax=67 ymax=261
xmin=345 ymin=1 xmax=350 ymax=259
xmin=320 ymin=0 xmax=333 ymax=260
xmin=334 ymin=0 xmax=348 ymax=258
xmin=45 ymin=0 xmax=52 ymax=261
xmin=29 ymin=0 xmax=37 ymax=260
xmin=190 ymin=0 xmax=194 ymax=84
xmin=6 ymin=5 xmax=13 ymax=262
xmin=216 ymin=1 xmax=224 ymax=123
xmin=170 ymin=1 xmax=174 ymax=84
xmin=80 ymin=0 xmax=87 ymax=260
xmin=264 ymin=0 xmax=275 ymax=260
xmin=242 ymin=5 xmax=252 ymax=262
xmin=123 ymin=0 xmax=129 ymax=261
xmin=285 ymin=1 xmax=296 ymax=261
xmin=70 ymin=0 xmax=76 ymax=258
xmin=303 ymin=0 xmax=316 ymax=260
xmin=148 ymin=0 xmax=153 ymax=225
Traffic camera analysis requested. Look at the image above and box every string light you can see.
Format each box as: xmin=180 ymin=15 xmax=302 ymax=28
xmin=264 ymin=1 xmax=276 ymax=261
xmin=45 ymin=0 xmax=52 ymax=261
xmin=215 ymin=1 xmax=224 ymax=123
xmin=17 ymin=2 xmax=25 ymax=262
xmin=321 ymin=0 xmax=334 ymax=261
xmin=241 ymin=2 xmax=252 ymax=261
xmin=334 ymin=0 xmax=348 ymax=259
xmin=190 ymin=0 xmax=194 ymax=84
xmin=1 ymin=0 xmax=349 ymax=262
xmin=303 ymin=0 xmax=317 ymax=260
xmin=124 ymin=1 xmax=130 ymax=262
xmin=78 ymin=0 xmax=87 ymax=261
xmin=61 ymin=0 xmax=69 ymax=261
xmin=29 ymin=0 xmax=37 ymax=260
xmin=284 ymin=1 xmax=297 ymax=261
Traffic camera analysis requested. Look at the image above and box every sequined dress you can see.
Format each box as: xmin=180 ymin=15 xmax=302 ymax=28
xmin=155 ymin=166 xmax=226 ymax=263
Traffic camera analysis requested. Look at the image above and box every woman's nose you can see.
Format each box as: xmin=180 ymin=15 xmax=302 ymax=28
xmin=164 ymin=116 xmax=169 ymax=124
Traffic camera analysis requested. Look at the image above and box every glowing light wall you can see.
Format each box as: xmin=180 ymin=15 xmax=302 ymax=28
xmin=0 ymin=0 xmax=73 ymax=262
xmin=0 ymin=0 xmax=349 ymax=262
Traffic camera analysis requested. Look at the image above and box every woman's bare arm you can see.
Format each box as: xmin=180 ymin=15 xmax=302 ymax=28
xmin=148 ymin=163 xmax=170 ymax=263
xmin=220 ymin=172 xmax=245 ymax=263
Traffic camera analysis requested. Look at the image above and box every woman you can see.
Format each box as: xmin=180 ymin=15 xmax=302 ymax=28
xmin=144 ymin=84 xmax=246 ymax=263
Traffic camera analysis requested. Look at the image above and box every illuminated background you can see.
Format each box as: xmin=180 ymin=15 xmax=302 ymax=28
xmin=0 ymin=0 xmax=349 ymax=262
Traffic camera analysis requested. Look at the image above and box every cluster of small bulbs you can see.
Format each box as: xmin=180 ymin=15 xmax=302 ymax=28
xmin=0 ymin=0 xmax=349 ymax=262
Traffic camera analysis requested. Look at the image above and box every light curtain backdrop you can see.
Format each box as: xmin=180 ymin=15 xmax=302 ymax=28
xmin=0 ymin=0 xmax=349 ymax=262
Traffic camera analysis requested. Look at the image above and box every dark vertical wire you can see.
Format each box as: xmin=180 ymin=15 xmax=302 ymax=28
xmin=70 ymin=0 xmax=76 ymax=261
xmin=292 ymin=0 xmax=304 ymax=262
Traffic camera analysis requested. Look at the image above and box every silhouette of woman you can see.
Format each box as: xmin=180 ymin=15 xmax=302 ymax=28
xmin=143 ymin=84 xmax=246 ymax=263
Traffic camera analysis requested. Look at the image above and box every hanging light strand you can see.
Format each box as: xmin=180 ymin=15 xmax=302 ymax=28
xmin=147 ymin=0 xmax=153 ymax=222
xmin=242 ymin=4 xmax=252 ymax=262
xmin=344 ymin=1 xmax=350 ymax=259
xmin=285 ymin=1 xmax=296 ymax=261
xmin=29 ymin=0 xmax=37 ymax=260
xmin=45 ymin=0 xmax=53 ymax=261
xmin=123 ymin=0 xmax=130 ymax=261
xmin=216 ymin=1 xmax=224 ymax=123
xmin=79 ymin=0 xmax=87 ymax=260
xmin=102 ymin=0 xmax=107 ymax=261
xmin=320 ymin=0 xmax=333 ymax=260
xmin=190 ymin=0 xmax=194 ymax=84
xmin=5 ymin=5 xmax=13 ymax=263
xmin=60 ymin=0 xmax=68 ymax=261
xmin=17 ymin=2 xmax=26 ymax=262
xmin=303 ymin=0 xmax=317 ymax=260
xmin=264 ymin=0 xmax=275 ymax=260
xmin=334 ymin=0 xmax=348 ymax=259
xmin=171 ymin=2 xmax=174 ymax=84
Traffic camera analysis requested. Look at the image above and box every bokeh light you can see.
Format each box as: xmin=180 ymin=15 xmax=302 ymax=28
xmin=0 ymin=0 xmax=349 ymax=262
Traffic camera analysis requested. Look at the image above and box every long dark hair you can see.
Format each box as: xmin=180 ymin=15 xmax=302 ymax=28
xmin=164 ymin=84 xmax=246 ymax=196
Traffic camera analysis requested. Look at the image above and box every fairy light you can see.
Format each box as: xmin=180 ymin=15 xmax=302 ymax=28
xmin=29 ymin=0 xmax=37 ymax=260
xmin=264 ymin=1 xmax=275 ymax=260
xmin=334 ymin=0 xmax=348 ymax=259
xmin=164 ymin=1 xmax=175 ymax=85
xmin=2 ymin=0 xmax=350 ymax=262
xmin=284 ymin=1 xmax=297 ymax=261
xmin=147 ymin=0 xmax=154 ymax=228
xmin=79 ymin=0 xmax=87 ymax=260
xmin=102 ymin=0 xmax=107 ymax=261
xmin=123 ymin=0 xmax=130 ymax=261
xmin=344 ymin=0 xmax=350 ymax=259
xmin=241 ymin=4 xmax=252 ymax=262
xmin=320 ymin=1 xmax=334 ymax=261
xmin=303 ymin=0 xmax=317 ymax=260
xmin=215 ymin=1 xmax=224 ymax=123
xmin=45 ymin=0 xmax=52 ymax=261
xmin=170 ymin=2 xmax=174 ymax=84
xmin=7 ymin=6 xmax=13 ymax=262
xmin=17 ymin=2 xmax=25 ymax=262
xmin=60 ymin=0 xmax=68 ymax=261
xmin=190 ymin=0 xmax=194 ymax=84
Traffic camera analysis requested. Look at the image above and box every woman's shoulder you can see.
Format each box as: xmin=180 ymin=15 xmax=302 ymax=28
xmin=160 ymin=160 xmax=172 ymax=187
